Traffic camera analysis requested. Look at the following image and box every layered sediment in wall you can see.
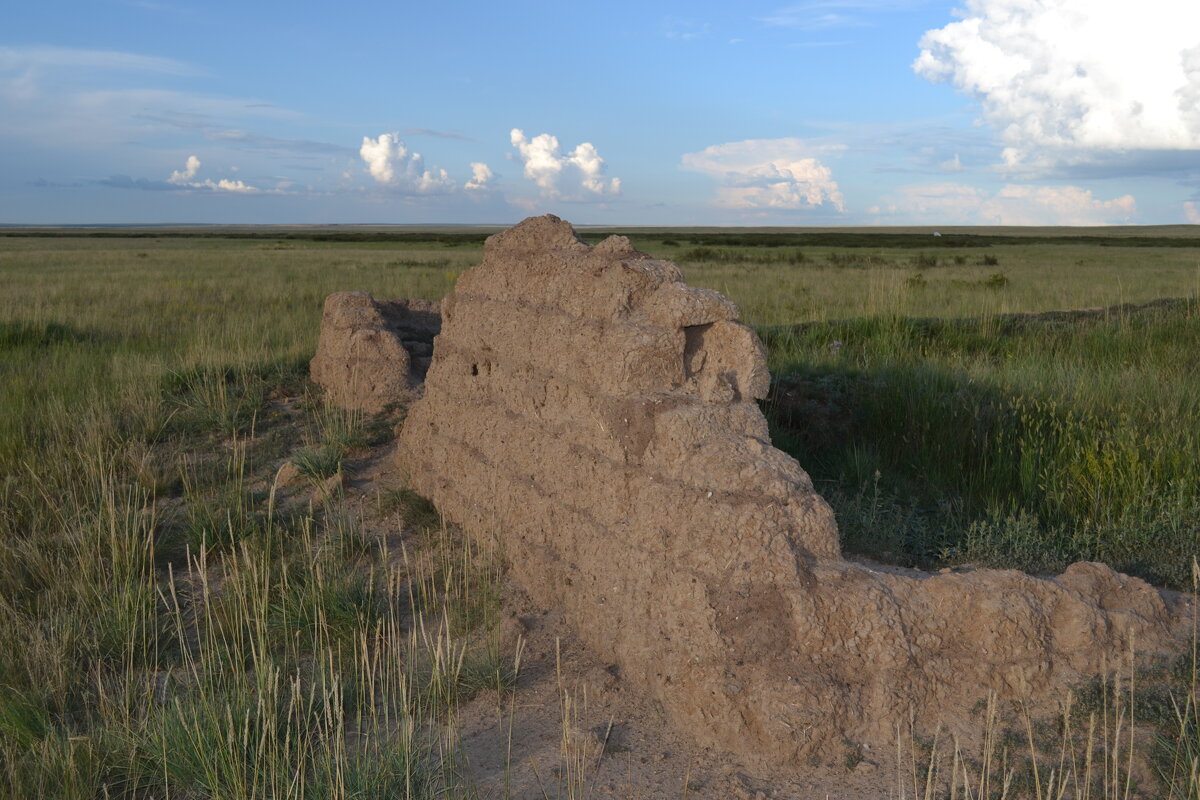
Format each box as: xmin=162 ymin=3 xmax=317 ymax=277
xmin=310 ymin=291 xmax=439 ymax=412
xmin=394 ymin=216 xmax=1174 ymax=764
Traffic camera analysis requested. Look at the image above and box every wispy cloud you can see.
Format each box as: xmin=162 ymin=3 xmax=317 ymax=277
xmin=0 ymin=83 xmax=301 ymax=155
xmin=870 ymin=182 xmax=1136 ymax=225
xmin=0 ymin=44 xmax=202 ymax=77
xmin=664 ymin=17 xmax=711 ymax=40
xmin=204 ymin=128 xmax=350 ymax=156
xmin=795 ymin=117 xmax=1003 ymax=179
xmin=939 ymin=153 xmax=963 ymax=173
xmin=0 ymin=43 xmax=301 ymax=156
xmin=123 ymin=0 xmax=170 ymax=9
xmin=400 ymin=127 xmax=476 ymax=142
xmin=759 ymin=1 xmax=921 ymax=30
xmin=112 ymin=1 xmax=205 ymax=22
xmin=28 ymin=177 xmax=85 ymax=188
xmin=787 ymin=40 xmax=854 ymax=48
xmin=96 ymin=175 xmax=176 ymax=191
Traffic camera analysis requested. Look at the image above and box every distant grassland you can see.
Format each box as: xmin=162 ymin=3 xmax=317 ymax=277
xmin=2 ymin=232 xmax=1199 ymax=566
xmin=3 ymin=233 xmax=1200 ymax=573
xmin=2 ymin=229 xmax=1200 ymax=797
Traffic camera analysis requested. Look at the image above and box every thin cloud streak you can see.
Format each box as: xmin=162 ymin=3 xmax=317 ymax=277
xmin=0 ymin=44 xmax=202 ymax=76
xmin=787 ymin=40 xmax=855 ymax=48
xmin=134 ymin=112 xmax=351 ymax=156
xmin=759 ymin=0 xmax=924 ymax=29
xmin=870 ymin=182 xmax=1137 ymax=225
xmin=400 ymin=127 xmax=476 ymax=142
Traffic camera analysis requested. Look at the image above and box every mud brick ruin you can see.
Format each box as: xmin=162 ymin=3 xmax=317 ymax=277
xmin=310 ymin=291 xmax=440 ymax=412
xmin=318 ymin=215 xmax=1176 ymax=764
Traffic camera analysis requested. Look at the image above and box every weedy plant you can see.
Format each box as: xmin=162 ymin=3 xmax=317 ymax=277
xmin=290 ymin=444 xmax=344 ymax=482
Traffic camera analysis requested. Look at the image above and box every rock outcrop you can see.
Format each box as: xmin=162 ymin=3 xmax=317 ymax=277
xmin=310 ymin=292 xmax=439 ymax=412
xmin=394 ymin=216 xmax=1175 ymax=765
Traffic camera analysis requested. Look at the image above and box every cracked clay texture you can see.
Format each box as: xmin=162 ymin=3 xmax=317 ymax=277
xmin=388 ymin=215 xmax=1175 ymax=764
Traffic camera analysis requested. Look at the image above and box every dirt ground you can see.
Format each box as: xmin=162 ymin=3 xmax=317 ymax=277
xmin=454 ymin=589 xmax=908 ymax=800
xmin=324 ymin=432 xmax=1191 ymax=800
xmin=324 ymin=435 xmax=898 ymax=799
xmin=300 ymin=217 xmax=1193 ymax=796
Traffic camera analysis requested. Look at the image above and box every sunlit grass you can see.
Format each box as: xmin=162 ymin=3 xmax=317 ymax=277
xmin=763 ymin=298 xmax=1200 ymax=585
xmin=0 ymin=237 xmax=505 ymax=797
xmin=2 ymin=231 xmax=1199 ymax=796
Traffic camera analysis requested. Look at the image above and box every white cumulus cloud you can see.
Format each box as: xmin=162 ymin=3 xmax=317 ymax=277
xmin=1185 ymin=201 xmax=1200 ymax=224
xmin=168 ymin=154 xmax=200 ymax=184
xmin=680 ymin=138 xmax=846 ymax=212
xmin=914 ymin=0 xmax=1200 ymax=170
xmin=510 ymin=129 xmax=620 ymax=199
xmin=166 ymin=155 xmax=257 ymax=193
xmin=359 ymin=133 xmax=455 ymax=193
xmin=206 ymin=178 xmax=254 ymax=193
xmin=872 ymin=182 xmax=1136 ymax=225
xmin=464 ymin=161 xmax=495 ymax=192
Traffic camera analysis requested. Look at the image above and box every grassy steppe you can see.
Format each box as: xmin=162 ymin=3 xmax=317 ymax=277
xmin=664 ymin=235 xmax=1199 ymax=585
xmin=1 ymin=231 xmax=1199 ymax=797
xmin=0 ymin=236 xmax=490 ymax=797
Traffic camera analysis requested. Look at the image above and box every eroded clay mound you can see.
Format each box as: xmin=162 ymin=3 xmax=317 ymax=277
xmin=310 ymin=291 xmax=440 ymax=412
xmin=397 ymin=216 xmax=1174 ymax=765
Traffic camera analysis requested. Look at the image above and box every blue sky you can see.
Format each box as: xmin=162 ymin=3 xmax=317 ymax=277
xmin=2 ymin=0 xmax=1199 ymax=225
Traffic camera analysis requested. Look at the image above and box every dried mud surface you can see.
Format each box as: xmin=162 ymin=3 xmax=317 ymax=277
xmin=278 ymin=435 xmax=1189 ymax=800
xmin=389 ymin=215 xmax=1186 ymax=767
xmin=308 ymin=215 xmax=1189 ymax=779
xmin=309 ymin=291 xmax=439 ymax=412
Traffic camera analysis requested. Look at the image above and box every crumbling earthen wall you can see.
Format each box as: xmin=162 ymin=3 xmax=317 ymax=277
xmin=393 ymin=216 xmax=1174 ymax=765
xmin=310 ymin=291 xmax=439 ymax=412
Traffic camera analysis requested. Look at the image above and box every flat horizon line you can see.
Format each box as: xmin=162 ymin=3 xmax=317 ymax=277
xmin=3 ymin=222 xmax=1199 ymax=234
